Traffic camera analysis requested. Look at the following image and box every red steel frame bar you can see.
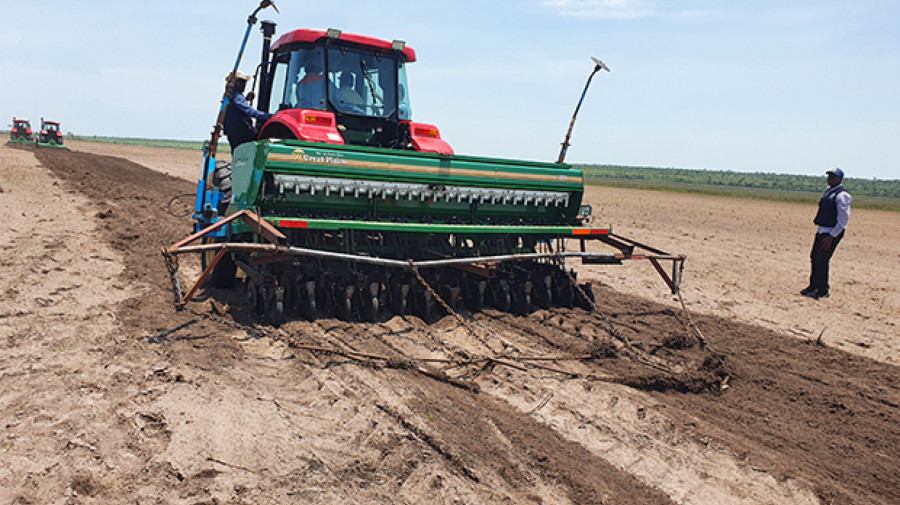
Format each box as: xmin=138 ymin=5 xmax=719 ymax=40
xmin=164 ymin=210 xmax=686 ymax=308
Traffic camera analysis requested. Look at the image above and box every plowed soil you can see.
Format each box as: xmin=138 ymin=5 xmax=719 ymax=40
xmin=1 ymin=141 xmax=897 ymax=505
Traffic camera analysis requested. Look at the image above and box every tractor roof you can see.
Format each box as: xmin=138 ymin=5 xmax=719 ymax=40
xmin=271 ymin=28 xmax=416 ymax=62
xmin=43 ymin=120 xmax=60 ymax=125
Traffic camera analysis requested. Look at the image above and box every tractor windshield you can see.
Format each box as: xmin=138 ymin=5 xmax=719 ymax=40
xmin=280 ymin=45 xmax=410 ymax=120
xmin=326 ymin=48 xmax=398 ymax=118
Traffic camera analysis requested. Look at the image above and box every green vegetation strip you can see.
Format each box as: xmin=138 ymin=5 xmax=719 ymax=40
xmin=579 ymin=165 xmax=900 ymax=212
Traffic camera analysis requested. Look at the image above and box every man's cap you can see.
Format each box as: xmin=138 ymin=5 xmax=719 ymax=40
xmin=226 ymin=71 xmax=252 ymax=82
xmin=826 ymin=167 xmax=845 ymax=178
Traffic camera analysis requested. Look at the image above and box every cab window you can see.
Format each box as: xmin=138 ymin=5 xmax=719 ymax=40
xmin=284 ymin=48 xmax=325 ymax=109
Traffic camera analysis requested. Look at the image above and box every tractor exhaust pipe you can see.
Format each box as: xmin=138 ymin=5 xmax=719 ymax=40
xmin=556 ymin=57 xmax=609 ymax=164
xmin=257 ymin=20 xmax=278 ymax=113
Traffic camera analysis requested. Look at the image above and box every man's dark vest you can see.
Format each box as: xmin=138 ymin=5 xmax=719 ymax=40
xmin=814 ymin=186 xmax=844 ymax=227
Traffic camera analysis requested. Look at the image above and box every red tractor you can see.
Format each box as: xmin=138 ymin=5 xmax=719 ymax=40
xmin=9 ymin=118 xmax=33 ymax=143
xmin=36 ymin=118 xmax=65 ymax=147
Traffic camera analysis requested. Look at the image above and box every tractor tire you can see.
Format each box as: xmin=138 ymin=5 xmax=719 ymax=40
xmin=212 ymin=161 xmax=232 ymax=216
xmin=200 ymin=237 xmax=237 ymax=288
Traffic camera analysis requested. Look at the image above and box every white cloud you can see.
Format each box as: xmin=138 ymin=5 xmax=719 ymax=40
xmin=541 ymin=0 xmax=657 ymax=20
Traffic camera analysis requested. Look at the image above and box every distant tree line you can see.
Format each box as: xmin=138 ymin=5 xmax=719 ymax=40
xmin=577 ymin=164 xmax=900 ymax=200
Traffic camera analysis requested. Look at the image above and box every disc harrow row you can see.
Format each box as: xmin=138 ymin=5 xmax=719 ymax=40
xmin=238 ymin=257 xmax=594 ymax=324
xmin=163 ymin=210 xmax=684 ymax=326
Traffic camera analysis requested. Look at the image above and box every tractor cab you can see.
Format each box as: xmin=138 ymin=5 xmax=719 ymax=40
xmin=258 ymin=28 xmax=452 ymax=154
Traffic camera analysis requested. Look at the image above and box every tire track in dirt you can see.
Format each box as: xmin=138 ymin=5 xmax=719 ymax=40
xmin=650 ymin=310 xmax=900 ymax=505
xmin=291 ymin=317 xmax=674 ymax=504
xmin=1 ymin=144 xmax=189 ymax=503
xmin=381 ymin=307 xmax=822 ymax=504
xmin=273 ymin=305 xmax=812 ymax=504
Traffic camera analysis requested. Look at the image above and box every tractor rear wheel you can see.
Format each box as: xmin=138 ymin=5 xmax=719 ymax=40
xmin=200 ymin=237 xmax=237 ymax=288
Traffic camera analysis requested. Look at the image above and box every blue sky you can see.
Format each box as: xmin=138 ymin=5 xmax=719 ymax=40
xmin=2 ymin=0 xmax=898 ymax=179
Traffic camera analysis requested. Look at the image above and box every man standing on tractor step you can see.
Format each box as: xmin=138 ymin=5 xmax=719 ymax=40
xmin=224 ymin=71 xmax=271 ymax=153
xmin=801 ymin=168 xmax=851 ymax=299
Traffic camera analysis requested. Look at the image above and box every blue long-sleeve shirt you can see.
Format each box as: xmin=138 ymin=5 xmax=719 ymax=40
xmin=231 ymin=91 xmax=271 ymax=121
xmin=223 ymin=90 xmax=272 ymax=151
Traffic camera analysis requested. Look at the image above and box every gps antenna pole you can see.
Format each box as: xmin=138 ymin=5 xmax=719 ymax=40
xmin=556 ymin=57 xmax=609 ymax=164
xmin=198 ymin=1 xmax=278 ymax=225
xmin=208 ymin=0 xmax=279 ymax=159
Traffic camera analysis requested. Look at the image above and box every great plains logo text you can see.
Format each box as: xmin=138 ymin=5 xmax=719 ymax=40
xmin=291 ymin=149 xmax=348 ymax=165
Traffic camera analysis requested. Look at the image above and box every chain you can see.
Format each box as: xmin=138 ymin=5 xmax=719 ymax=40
xmin=558 ymin=263 xmax=628 ymax=344
xmin=406 ymin=261 xmax=505 ymax=354
xmin=407 ymin=261 xmax=459 ymax=322
xmin=560 ymin=265 xmax=635 ymax=348
xmin=561 ymin=263 xmax=596 ymax=310
xmin=556 ymin=262 xmax=684 ymax=373
xmin=673 ymin=265 xmax=711 ymax=349
xmin=160 ymin=249 xmax=183 ymax=308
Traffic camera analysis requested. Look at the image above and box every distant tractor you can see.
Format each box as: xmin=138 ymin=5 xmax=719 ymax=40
xmin=8 ymin=118 xmax=33 ymax=144
xmin=36 ymin=118 xmax=66 ymax=148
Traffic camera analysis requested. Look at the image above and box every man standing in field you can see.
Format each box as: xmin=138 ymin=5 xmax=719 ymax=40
xmin=801 ymin=168 xmax=851 ymax=299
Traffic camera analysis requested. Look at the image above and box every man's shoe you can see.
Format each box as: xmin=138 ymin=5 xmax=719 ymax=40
xmin=800 ymin=286 xmax=817 ymax=296
xmin=814 ymin=290 xmax=830 ymax=299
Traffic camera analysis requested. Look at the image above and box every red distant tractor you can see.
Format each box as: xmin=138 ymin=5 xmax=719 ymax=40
xmin=36 ymin=118 xmax=65 ymax=147
xmin=9 ymin=118 xmax=33 ymax=143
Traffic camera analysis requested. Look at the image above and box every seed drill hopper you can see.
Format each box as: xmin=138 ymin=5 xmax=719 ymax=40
xmin=163 ymin=1 xmax=685 ymax=323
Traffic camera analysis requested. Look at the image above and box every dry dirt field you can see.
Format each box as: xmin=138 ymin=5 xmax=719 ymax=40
xmin=1 ymin=140 xmax=898 ymax=505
